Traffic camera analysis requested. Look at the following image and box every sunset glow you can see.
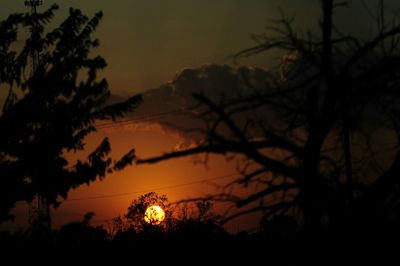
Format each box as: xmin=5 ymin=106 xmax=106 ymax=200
xmin=2 ymin=1 xmax=400 ymax=258
xmin=144 ymin=205 xmax=165 ymax=225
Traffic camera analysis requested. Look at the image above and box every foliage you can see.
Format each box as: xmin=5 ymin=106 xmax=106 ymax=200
xmin=57 ymin=212 xmax=108 ymax=248
xmin=108 ymin=193 xmax=225 ymax=241
xmin=124 ymin=192 xmax=170 ymax=231
xmin=0 ymin=6 xmax=142 ymax=223
xmin=170 ymin=200 xmax=227 ymax=241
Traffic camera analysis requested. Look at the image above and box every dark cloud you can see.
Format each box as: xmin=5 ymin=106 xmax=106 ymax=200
xmin=104 ymin=64 xmax=272 ymax=150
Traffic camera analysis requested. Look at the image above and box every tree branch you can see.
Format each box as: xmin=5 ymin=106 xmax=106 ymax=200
xmin=237 ymin=183 xmax=298 ymax=207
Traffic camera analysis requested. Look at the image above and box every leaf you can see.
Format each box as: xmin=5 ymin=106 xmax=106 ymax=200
xmin=113 ymin=149 xmax=136 ymax=171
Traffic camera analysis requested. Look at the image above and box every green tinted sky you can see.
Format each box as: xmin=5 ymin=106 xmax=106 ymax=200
xmin=1 ymin=0 xmax=399 ymax=95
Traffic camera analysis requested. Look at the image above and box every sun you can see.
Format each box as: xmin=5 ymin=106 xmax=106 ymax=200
xmin=144 ymin=205 xmax=165 ymax=225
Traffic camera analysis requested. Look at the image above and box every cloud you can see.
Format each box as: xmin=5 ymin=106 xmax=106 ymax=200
xmin=103 ymin=64 xmax=273 ymax=150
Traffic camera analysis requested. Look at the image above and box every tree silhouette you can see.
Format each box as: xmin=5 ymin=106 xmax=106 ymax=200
xmin=138 ymin=0 xmax=400 ymax=235
xmin=57 ymin=212 xmax=108 ymax=248
xmin=171 ymin=200 xmax=227 ymax=243
xmin=124 ymin=192 xmax=171 ymax=231
xmin=0 ymin=10 xmax=29 ymax=223
xmin=0 ymin=5 xmax=142 ymax=227
xmin=110 ymin=195 xmax=228 ymax=249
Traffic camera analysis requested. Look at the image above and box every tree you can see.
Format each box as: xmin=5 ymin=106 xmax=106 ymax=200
xmin=0 ymin=9 xmax=28 ymax=223
xmin=124 ymin=192 xmax=171 ymax=231
xmin=138 ymin=0 xmax=400 ymax=235
xmin=0 ymin=5 xmax=142 ymax=226
xmin=57 ymin=212 xmax=109 ymax=248
xmin=171 ymin=200 xmax=227 ymax=241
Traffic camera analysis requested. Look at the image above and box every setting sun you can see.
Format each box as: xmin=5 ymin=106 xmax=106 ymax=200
xmin=144 ymin=205 xmax=165 ymax=225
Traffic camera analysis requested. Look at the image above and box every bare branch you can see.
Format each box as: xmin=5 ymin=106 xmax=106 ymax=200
xmin=222 ymin=201 xmax=295 ymax=224
xmin=237 ymin=183 xmax=298 ymax=208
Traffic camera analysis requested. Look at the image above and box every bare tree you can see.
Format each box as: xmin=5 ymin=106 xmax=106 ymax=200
xmin=138 ymin=0 xmax=400 ymax=233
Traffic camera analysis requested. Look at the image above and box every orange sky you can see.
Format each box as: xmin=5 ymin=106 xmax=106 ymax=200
xmin=6 ymin=125 xmax=261 ymax=233
xmin=3 ymin=0 xmax=400 ymax=234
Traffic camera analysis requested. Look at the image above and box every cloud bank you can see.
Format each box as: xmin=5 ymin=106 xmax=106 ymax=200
xmin=104 ymin=64 xmax=273 ymax=150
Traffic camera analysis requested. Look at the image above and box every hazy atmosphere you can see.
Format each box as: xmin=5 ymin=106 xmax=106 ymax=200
xmin=1 ymin=0 xmax=400 ymax=262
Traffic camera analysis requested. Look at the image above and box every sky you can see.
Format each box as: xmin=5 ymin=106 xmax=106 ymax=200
xmin=1 ymin=0 xmax=324 ymax=95
xmin=2 ymin=0 xmax=400 ymax=233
